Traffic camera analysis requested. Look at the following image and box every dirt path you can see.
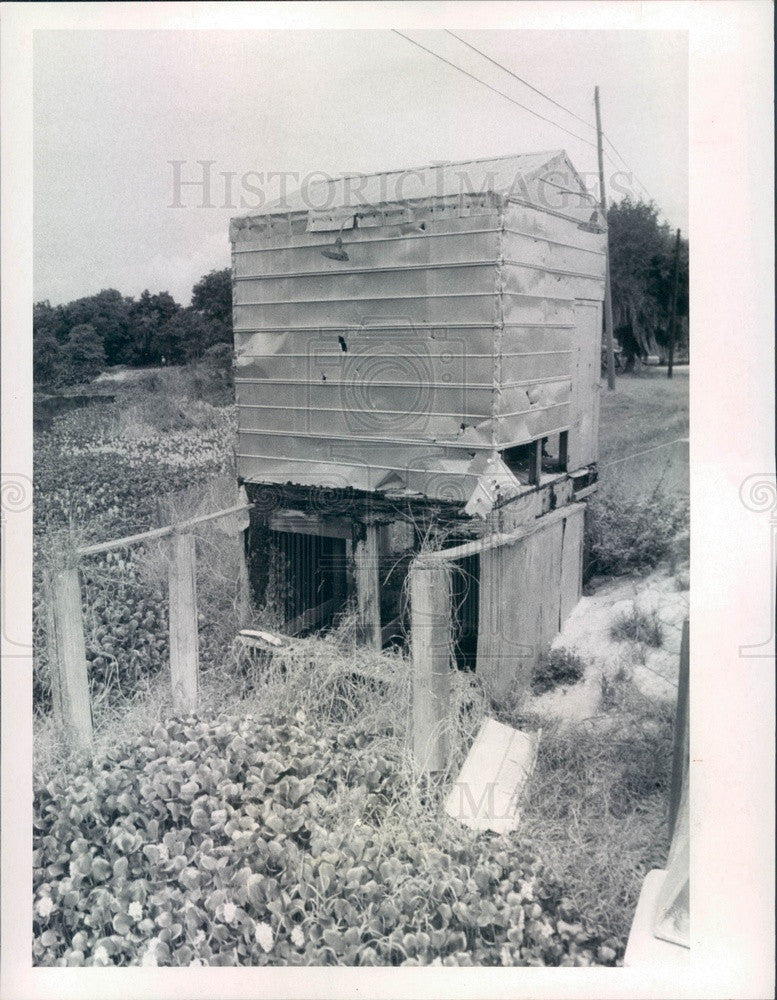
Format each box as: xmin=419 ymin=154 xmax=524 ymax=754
xmin=528 ymin=562 xmax=689 ymax=722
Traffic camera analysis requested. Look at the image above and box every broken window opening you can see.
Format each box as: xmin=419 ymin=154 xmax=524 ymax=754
xmin=501 ymin=441 xmax=540 ymax=486
xmin=540 ymin=430 xmax=569 ymax=474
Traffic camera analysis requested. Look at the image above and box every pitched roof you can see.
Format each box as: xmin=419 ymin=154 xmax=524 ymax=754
xmin=237 ymin=149 xmax=596 ymax=221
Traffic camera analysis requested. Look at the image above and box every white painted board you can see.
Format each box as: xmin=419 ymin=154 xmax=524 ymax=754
xmin=445 ymin=718 xmax=540 ymax=834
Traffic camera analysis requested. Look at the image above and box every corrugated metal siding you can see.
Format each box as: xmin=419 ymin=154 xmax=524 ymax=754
xmin=234 ymin=151 xmax=564 ymax=220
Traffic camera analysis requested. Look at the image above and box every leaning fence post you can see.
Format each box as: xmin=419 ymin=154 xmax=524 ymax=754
xmin=411 ymin=559 xmax=452 ymax=773
xmin=168 ymin=531 xmax=199 ymax=713
xmin=44 ymin=567 xmax=93 ymax=754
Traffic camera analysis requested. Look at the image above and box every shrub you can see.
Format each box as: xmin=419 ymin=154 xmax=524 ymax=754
xmin=610 ymin=606 xmax=664 ymax=648
xmin=33 ymin=712 xmax=617 ymax=967
xmin=531 ymin=648 xmax=585 ymax=696
xmin=585 ymin=486 xmax=687 ymax=577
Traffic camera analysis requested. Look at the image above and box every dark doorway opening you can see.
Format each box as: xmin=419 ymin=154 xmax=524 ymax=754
xmin=251 ymin=529 xmax=348 ymax=636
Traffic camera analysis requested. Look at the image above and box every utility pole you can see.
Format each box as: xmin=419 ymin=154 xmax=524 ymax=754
xmin=667 ymin=228 xmax=681 ymax=378
xmin=594 ymin=85 xmax=616 ymax=391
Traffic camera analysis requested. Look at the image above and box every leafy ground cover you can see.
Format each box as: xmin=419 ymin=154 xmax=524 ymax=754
xmin=33 ymin=710 xmax=619 ymax=968
xmin=33 ymin=382 xmax=237 ymax=713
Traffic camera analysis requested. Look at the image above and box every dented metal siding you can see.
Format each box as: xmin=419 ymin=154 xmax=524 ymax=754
xmin=233 ymin=209 xmax=503 ymax=495
xmin=496 ymin=201 xmax=606 ymax=451
xmin=231 ymin=151 xmax=606 ymax=499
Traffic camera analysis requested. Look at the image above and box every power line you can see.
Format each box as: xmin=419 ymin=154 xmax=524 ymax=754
xmin=443 ymin=29 xmax=656 ymax=206
xmin=394 ymin=29 xmax=656 ymax=208
xmin=445 ymin=29 xmax=596 ymax=132
xmin=392 ymin=29 xmax=599 ymax=151
xmin=603 ymin=137 xmax=655 ymax=203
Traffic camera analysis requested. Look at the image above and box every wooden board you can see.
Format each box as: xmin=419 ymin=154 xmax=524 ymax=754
xmin=568 ymin=299 xmax=602 ymax=470
xmin=268 ymin=509 xmax=352 ymax=539
xmin=476 ymin=506 xmax=584 ymax=702
xmin=445 ymin=718 xmax=539 ymax=834
xmin=45 ymin=568 xmax=93 ymax=752
xmin=559 ymin=504 xmax=585 ymax=627
xmin=168 ymin=532 xmax=199 ymax=713
xmin=354 ymin=523 xmax=381 ymax=648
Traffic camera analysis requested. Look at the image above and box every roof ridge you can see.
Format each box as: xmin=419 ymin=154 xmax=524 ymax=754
xmin=331 ymin=149 xmax=565 ymax=183
xmin=232 ymin=149 xmax=584 ymax=222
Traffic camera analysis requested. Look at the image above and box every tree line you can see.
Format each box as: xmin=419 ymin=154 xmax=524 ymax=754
xmin=33 ymin=269 xmax=232 ymax=386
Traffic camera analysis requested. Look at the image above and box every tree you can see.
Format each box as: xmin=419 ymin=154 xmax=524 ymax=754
xmin=33 ymin=301 xmax=69 ymax=385
xmin=161 ymin=307 xmax=215 ymax=363
xmin=607 ymin=198 xmax=688 ymax=368
xmin=191 ymin=268 xmax=232 ymax=345
xmin=33 ymin=330 xmax=63 ymax=386
xmin=130 ymin=290 xmax=180 ymax=365
xmin=61 ymin=289 xmax=134 ymax=366
xmin=63 ymin=324 xmax=106 ymax=381
xmin=34 ymin=300 xmax=68 ymax=344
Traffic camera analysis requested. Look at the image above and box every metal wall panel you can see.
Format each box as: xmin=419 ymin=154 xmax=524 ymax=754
xmin=232 ymin=157 xmax=606 ymax=498
xmin=233 ymin=226 xmax=503 ymax=276
xmin=568 ymin=299 xmax=603 ymax=469
xmin=233 ymin=214 xmax=503 ymax=497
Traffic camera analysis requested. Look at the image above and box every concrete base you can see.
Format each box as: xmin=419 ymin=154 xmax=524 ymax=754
xmin=623 ymin=869 xmax=690 ymax=967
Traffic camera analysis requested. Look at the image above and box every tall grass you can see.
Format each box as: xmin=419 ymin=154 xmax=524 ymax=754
xmin=514 ymin=682 xmax=674 ymax=940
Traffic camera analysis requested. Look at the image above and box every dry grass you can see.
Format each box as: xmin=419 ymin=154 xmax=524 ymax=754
xmin=598 ymin=368 xmax=688 ymax=494
xmin=610 ymin=606 xmax=664 ymax=648
xmin=514 ymin=680 xmax=673 ymax=940
xmin=34 ymin=603 xmax=488 ymax=818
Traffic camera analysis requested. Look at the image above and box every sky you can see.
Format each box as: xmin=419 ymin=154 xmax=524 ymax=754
xmin=34 ymin=28 xmax=687 ymax=306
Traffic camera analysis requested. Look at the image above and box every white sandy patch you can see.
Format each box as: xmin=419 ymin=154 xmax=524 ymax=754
xmin=529 ymin=563 xmax=689 ymax=723
xmin=92 ymin=366 xmax=166 ymax=384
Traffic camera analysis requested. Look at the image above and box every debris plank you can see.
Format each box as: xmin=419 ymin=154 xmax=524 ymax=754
xmin=445 ymin=718 xmax=540 ymax=833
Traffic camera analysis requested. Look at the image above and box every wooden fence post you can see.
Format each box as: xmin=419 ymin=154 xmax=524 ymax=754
xmin=44 ymin=567 xmax=93 ymax=753
xmin=669 ymin=618 xmax=690 ymax=839
xmin=168 ymin=532 xmax=199 ymax=713
xmin=354 ymin=521 xmax=381 ymax=648
xmin=236 ymin=531 xmax=252 ymax=627
xmin=411 ymin=560 xmax=452 ymax=773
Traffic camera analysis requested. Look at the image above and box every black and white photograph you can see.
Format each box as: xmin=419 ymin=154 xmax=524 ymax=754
xmin=1 ymin=3 xmax=773 ymax=998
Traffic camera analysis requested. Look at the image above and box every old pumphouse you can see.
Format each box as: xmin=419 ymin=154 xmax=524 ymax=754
xmin=231 ymin=151 xmax=605 ymax=701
